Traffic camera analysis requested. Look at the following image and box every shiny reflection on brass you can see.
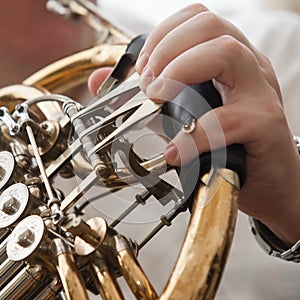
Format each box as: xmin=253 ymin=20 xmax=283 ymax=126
xmin=51 ymin=238 xmax=89 ymax=300
xmin=33 ymin=276 xmax=62 ymax=300
xmin=0 ymin=258 xmax=23 ymax=290
xmin=92 ymin=253 xmax=124 ymax=300
xmin=74 ymin=217 xmax=108 ymax=256
xmin=23 ymin=44 xmax=127 ymax=94
xmin=116 ymin=235 xmax=157 ymax=300
xmin=160 ymin=169 xmax=239 ymax=300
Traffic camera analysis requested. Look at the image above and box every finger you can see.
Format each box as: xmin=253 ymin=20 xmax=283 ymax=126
xmin=135 ymin=3 xmax=208 ymax=73
xmin=137 ymin=8 xmax=280 ymax=96
xmin=141 ymin=11 xmax=252 ymax=78
xmin=165 ymin=101 xmax=284 ymax=166
xmin=145 ymin=35 xmax=268 ymax=103
xmin=88 ymin=67 xmax=113 ymax=96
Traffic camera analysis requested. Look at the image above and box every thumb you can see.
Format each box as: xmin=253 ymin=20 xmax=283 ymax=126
xmin=88 ymin=67 xmax=113 ymax=96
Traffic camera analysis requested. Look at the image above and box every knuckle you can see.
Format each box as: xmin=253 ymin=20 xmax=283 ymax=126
xmin=214 ymin=107 xmax=242 ymax=134
xmin=218 ymin=35 xmax=248 ymax=57
xmin=201 ymin=11 xmax=223 ymax=29
xmin=183 ymin=3 xmax=208 ymax=15
xmin=264 ymin=100 xmax=286 ymax=124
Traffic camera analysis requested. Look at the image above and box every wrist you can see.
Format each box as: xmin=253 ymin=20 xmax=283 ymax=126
xmin=250 ymin=217 xmax=300 ymax=262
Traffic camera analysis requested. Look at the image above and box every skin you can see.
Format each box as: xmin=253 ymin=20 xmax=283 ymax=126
xmin=89 ymin=4 xmax=300 ymax=246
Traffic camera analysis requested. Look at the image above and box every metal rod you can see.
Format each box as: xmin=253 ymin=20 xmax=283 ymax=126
xmin=25 ymin=126 xmax=55 ymax=203
xmin=110 ymin=190 xmax=151 ymax=228
xmin=110 ymin=201 xmax=139 ymax=228
xmin=138 ymin=222 xmax=165 ymax=251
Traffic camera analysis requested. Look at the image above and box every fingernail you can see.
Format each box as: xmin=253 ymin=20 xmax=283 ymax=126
xmin=140 ymin=66 xmax=154 ymax=91
xmin=136 ymin=52 xmax=149 ymax=74
xmin=164 ymin=143 xmax=179 ymax=165
xmin=146 ymin=76 xmax=164 ymax=99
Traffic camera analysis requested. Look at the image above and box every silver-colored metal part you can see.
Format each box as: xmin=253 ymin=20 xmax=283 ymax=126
xmin=25 ymin=125 xmax=60 ymax=220
xmin=51 ymin=238 xmax=71 ymax=256
xmin=0 ymin=106 xmax=20 ymax=135
xmin=7 ymin=215 xmax=45 ymax=261
xmin=45 ymin=138 xmax=82 ymax=179
xmin=181 ymin=119 xmax=196 ymax=134
xmin=15 ymin=103 xmax=30 ymax=123
xmin=114 ymin=235 xmax=130 ymax=252
xmin=0 ymin=235 xmax=9 ymax=264
xmin=0 ymin=228 xmax=9 ymax=242
xmin=32 ymin=276 xmax=61 ymax=300
xmin=64 ymin=100 xmax=106 ymax=173
xmin=0 ymin=183 xmax=29 ymax=228
xmin=0 ymin=264 xmax=45 ymax=300
xmin=0 ymin=257 xmax=23 ymax=290
xmin=0 ymin=151 xmax=15 ymax=190
xmin=96 ymin=76 xmax=118 ymax=98
xmin=73 ymin=72 xmax=140 ymax=120
xmin=60 ymin=170 xmax=98 ymax=212
xmin=79 ymin=91 xmax=147 ymax=141
xmin=88 ymin=98 xmax=162 ymax=157
xmin=294 ymin=135 xmax=300 ymax=154
xmin=250 ymin=217 xmax=300 ymax=263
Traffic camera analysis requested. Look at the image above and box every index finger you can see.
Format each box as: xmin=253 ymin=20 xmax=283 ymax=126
xmin=135 ymin=3 xmax=208 ymax=73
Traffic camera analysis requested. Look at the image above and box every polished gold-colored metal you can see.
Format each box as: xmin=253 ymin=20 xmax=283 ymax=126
xmin=52 ymin=238 xmax=89 ymax=300
xmin=92 ymin=254 xmax=124 ymax=300
xmin=116 ymin=235 xmax=158 ymax=300
xmin=160 ymin=169 xmax=239 ymax=300
xmin=0 ymin=1 xmax=242 ymax=299
xmin=23 ymin=44 xmax=127 ymax=94
xmin=73 ymin=217 xmax=108 ymax=256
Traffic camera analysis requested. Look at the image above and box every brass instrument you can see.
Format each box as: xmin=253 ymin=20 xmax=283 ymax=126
xmin=0 ymin=1 xmax=243 ymax=299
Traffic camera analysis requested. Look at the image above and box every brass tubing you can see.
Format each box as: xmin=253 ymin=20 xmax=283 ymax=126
xmin=0 ymin=264 xmax=45 ymax=300
xmin=23 ymin=44 xmax=127 ymax=94
xmin=116 ymin=236 xmax=157 ymax=300
xmin=92 ymin=256 xmax=124 ymax=300
xmin=51 ymin=238 xmax=88 ymax=300
xmin=0 ymin=258 xmax=23 ymax=289
xmin=160 ymin=169 xmax=240 ymax=300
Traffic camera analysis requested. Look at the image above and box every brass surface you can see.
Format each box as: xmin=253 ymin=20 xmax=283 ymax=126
xmin=117 ymin=239 xmax=158 ymax=300
xmin=160 ymin=169 xmax=239 ymax=300
xmin=92 ymin=259 xmax=124 ymax=300
xmin=74 ymin=217 xmax=108 ymax=256
xmin=23 ymin=44 xmax=127 ymax=94
xmin=52 ymin=239 xmax=89 ymax=300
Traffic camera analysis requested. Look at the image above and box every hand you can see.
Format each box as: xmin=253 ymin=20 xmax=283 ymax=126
xmin=89 ymin=4 xmax=300 ymax=246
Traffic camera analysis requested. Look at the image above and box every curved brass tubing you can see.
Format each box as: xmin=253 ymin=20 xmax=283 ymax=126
xmin=23 ymin=43 xmax=127 ymax=94
xmin=160 ymin=169 xmax=240 ymax=300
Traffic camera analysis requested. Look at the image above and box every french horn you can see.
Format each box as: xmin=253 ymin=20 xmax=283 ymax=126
xmin=0 ymin=1 xmax=245 ymax=299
